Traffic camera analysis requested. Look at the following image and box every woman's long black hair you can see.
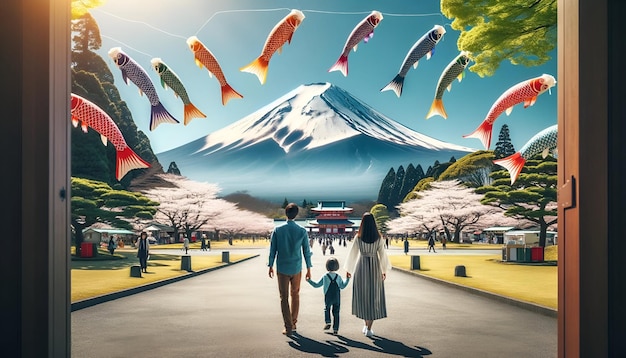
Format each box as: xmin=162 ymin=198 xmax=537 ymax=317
xmin=358 ymin=212 xmax=380 ymax=244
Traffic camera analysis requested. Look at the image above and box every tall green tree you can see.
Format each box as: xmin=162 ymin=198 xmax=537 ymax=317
xmin=415 ymin=164 xmax=425 ymax=179
xmin=166 ymin=162 xmax=181 ymax=175
xmin=71 ymin=177 xmax=158 ymax=254
xmin=399 ymin=163 xmax=421 ymax=203
xmin=425 ymin=162 xmax=437 ymax=177
xmin=441 ymin=0 xmax=557 ymax=77
xmin=494 ymin=124 xmax=516 ymax=159
xmin=377 ymin=167 xmax=396 ymax=209
xmin=389 ymin=165 xmax=406 ymax=208
xmin=477 ymin=155 xmax=557 ymax=246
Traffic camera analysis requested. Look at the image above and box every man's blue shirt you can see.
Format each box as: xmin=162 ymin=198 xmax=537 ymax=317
xmin=268 ymin=220 xmax=313 ymax=275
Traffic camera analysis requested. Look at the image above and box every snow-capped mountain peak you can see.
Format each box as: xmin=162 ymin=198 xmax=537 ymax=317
xmin=156 ymin=82 xmax=475 ymax=200
xmin=195 ymin=82 xmax=474 ymax=155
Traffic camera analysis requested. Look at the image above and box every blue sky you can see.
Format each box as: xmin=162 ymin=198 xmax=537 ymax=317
xmin=91 ymin=0 xmax=557 ymax=154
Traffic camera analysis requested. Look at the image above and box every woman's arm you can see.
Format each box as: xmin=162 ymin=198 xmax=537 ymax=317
xmin=343 ymin=237 xmax=360 ymax=273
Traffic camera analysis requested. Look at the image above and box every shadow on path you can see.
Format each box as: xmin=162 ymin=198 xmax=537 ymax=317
xmin=287 ymin=332 xmax=432 ymax=357
xmin=336 ymin=334 xmax=432 ymax=357
xmin=288 ymin=333 xmax=350 ymax=357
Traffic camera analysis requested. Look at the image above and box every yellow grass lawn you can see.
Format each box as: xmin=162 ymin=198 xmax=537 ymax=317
xmin=388 ymin=239 xmax=497 ymax=250
xmin=390 ymin=254 xmax=557 ymax=309
xmin=71 ymin=253 xmax=251 ymax=302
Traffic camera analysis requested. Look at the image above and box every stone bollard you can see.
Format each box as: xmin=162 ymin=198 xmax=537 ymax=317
xmin=410 ymin=255 xmax=421 ymax=270
xmin=130 ymin=265 xmax=142 ymax=278
xmin=222 ymin=251 xmax=230 ymax=263
xmin=454 ymin=265 xmax=467 ymax=277
xmin=181 ymin=255 xmax=192 ymax=272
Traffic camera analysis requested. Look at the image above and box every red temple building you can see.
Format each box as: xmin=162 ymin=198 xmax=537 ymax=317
xmin=307 ymin=201 xmax=355 ymax=234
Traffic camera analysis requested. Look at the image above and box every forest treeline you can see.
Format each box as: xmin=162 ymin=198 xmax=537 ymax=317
xmin=377 ymin=124 xmax=516 ymax=213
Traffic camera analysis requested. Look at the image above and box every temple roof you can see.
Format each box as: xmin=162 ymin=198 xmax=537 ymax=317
xmin=311 ymin=200 xmax=353 ymax=212
xmin=308 ymin=219 xmax=355 ymax=226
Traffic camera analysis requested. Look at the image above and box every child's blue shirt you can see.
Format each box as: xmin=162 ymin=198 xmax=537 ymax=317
xmin=307 ymin=272 xmax=350 ymax=294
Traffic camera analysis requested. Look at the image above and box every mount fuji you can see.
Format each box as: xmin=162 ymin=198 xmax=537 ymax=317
xmin=156 ymin=82 xmax=475 ymax=201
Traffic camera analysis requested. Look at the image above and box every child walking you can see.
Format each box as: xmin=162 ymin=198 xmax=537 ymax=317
xmin=307 ymin=257 xmax=350 ymax=335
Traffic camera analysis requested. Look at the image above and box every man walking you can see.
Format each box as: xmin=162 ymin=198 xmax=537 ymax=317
xmin=268 ymin=203 xmax=313 ymax=336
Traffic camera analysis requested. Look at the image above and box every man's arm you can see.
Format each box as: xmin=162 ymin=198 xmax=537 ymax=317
xmin=301 ymin=232 xmax=313 ymax=280
xmin=268 ymin=229 xmax=277 ymax=278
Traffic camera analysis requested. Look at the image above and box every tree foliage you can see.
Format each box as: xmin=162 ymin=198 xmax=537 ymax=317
xmin=403 ymin=177 xmax=435 ymax=202
xmin=438 ymin=150 xmax=495 ymax=187
xmin=142 ymin=175 xmax=274 ymax=240
xmin=370 ymin=204 xmax=390 ymax=234
xmin=71 ymin=0 xmax=105 ymax=19
xmin=390 ymin=180 xmax=505 ymax=243
xmin=494 ymin=124 xmax=516 ymax=159
xmin=389 ymin=165 xmax=406 ymax=207
xmin=71 ymin=177 xmax=158 ymax=253
xmin=377 ymin=168 xmax=396 ymax=209
xmin=441 ymin=0 xmax=557 ymax=77
xmin=476 ymin=155 xmax=557 ymax=246
xmin=166 ymin=162 xmax=182 ymax=175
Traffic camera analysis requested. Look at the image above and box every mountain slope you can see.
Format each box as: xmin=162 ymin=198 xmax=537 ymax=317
xmin=157 ymin=82 xmax=475 ymax=201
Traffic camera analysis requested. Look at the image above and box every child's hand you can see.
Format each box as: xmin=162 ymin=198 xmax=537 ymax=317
xmin=346 ymin=272 xmax=351 ymax=279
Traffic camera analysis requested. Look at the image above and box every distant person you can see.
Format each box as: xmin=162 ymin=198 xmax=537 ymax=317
xmin=322 ymin=241 xmax=328 ymax=256
xmin=306 ymin=257 xmax=351 ymax=335
xmin=136 ymin=231 xmax=150 ymax=273
xmin=268 ymin=203 xmax=313 ymax=336
xmin=329 ymin=243 xmax=335 ymax=255
xmin=428 ymin=235 xmax=437 ymax=253
xmin=201 ymin=234 xmax=207 ymax=251
xmin=345 ymin=212 xmax=391 ymax=338
xmin=183 ymin=235 xmax=190 ymax=254
xmin=441 ymin=236 xmax=447 ymax=250
xmin=403 ymin=237 xmax=409 ymax=255
xmin=108 ymin=236 xmax=116 ymax=255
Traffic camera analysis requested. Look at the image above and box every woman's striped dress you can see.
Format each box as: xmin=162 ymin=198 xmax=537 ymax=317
xmin=344 ymin=236 xmax=391 ymax=320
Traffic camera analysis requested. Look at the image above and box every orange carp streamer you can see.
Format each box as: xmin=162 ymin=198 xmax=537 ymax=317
xmin=187 ymin=36 xmax=243 ymax=105
xmin=240 ymin=9 xmax=305 ymax=85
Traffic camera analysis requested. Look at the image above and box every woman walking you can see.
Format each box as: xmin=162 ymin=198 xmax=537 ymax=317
xmin=344 ymin=212 xmax=391 ymax=338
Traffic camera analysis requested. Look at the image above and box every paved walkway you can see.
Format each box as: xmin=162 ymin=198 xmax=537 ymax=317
xmin=71 ymin=242 xmax=556 ymax=357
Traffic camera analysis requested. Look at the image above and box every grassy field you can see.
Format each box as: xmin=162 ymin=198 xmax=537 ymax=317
xmin=71 ymin=247 xmax=253 ymax=302
xmin=390 ymin=246 xmax=558 ymax=309
xmin=72 ymin=240 xmax=557 ymax=309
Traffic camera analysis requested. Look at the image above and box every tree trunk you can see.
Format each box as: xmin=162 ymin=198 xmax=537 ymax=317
xmin=539 ymin=220 xmax=548 ymax=247
xmin=452 ymin=230 xmax=461 ymax=243
xmin=445 ymin=227 xmax=457 ymax=243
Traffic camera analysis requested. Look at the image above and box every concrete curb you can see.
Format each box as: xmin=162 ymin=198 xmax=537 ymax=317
xmin=71 ymin=254 xmax=259 ymax=312
xmin=392 ymin=266 xmax=558 ymax=318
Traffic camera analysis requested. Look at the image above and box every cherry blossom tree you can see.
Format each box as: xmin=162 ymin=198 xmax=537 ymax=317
xmin=142 ymin=174 xmax=273 ymax=240
xmin=208 ymin=205 xmax=274 ymax=243
xmin=389 ymin=180 xmax=517 ymax=243
xmin=142 ymin=175 xmax=221 ymax=240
